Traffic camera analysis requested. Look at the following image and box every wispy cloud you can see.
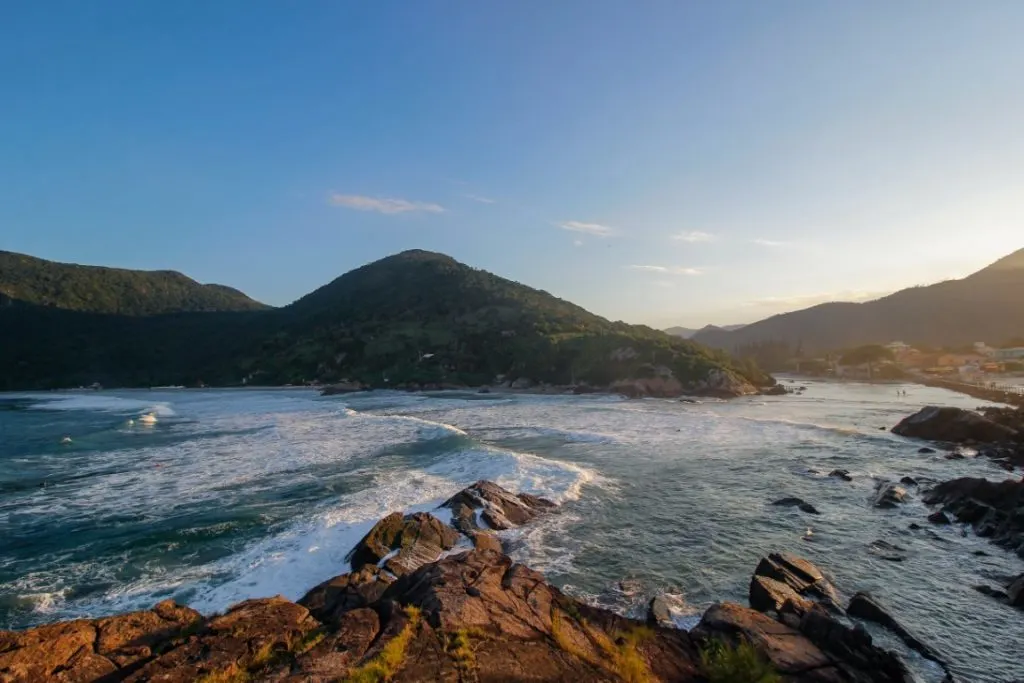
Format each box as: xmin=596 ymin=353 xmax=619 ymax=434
xmin=328 ymin=193 xmax=445 ymax=214
xmin=573 ymin=239 xmax=584 ymax=247
xmin=627 ymin=265 xmax=703 ymax=276
xmin=751 ymin=238 xmax=791 ymax=248
xmin=557 ymin=220 xmax=616 ymax=237
xmin=671 ymin=231 xmax=716 ymax=243
xmin=464 ymin=193 xmax=496 ymax=204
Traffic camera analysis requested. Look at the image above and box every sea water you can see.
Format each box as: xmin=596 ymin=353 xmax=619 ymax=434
xmin=1 ymin=382 xmax=1021 ymax=682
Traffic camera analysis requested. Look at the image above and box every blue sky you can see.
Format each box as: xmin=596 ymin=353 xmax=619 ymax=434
xmin=2 ymin=1 xmax=1023 ymax=327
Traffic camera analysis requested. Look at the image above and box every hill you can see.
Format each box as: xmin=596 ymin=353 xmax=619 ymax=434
xmin=693 ymin=247 xmax=1024 ymax=355
xmin=0 ymin=249 xmax=771 ymax=393
xmin=0 ymin=250 xmax=268 ymax=315
xmin=664 ymin=324 xmax=745 ymax=339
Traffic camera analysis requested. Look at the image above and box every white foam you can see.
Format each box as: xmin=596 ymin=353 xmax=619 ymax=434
xmin=23 ymin=393 xmax=178 ymax=417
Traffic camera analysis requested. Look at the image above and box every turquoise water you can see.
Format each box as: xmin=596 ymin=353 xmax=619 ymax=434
xmin=1 ymin=382 xmax=1021 ymax=681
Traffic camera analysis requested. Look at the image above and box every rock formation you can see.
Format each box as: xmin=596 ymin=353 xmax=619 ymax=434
xmin=0 ymin=483 xmax=931 ymax=683
xmin=922 ymin=477 xmax=1024 ymax=557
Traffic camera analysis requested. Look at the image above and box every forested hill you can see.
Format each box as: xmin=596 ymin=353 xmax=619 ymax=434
xmin=0 ymin=249 xmax=771 ymax=392
xmin=693 ymin=247 xmax=1024 ymax=353
xmin=0 ymin=250 xmax=268 ymax=315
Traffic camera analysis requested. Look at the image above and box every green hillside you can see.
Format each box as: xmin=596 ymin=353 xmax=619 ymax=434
xmin=0 ymin=250 xmax=268 ymax=315
xmin=0 ymin=250 xmax=771 ymax=392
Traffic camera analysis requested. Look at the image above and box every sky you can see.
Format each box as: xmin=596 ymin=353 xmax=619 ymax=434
xmin=2 ymin=1 xmax=1023 ymax=328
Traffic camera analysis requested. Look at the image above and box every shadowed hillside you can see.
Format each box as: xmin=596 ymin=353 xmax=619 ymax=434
xmin=693 ymin=248 xmax=1024 ymax=353
xmin=0 ymin=249 xmax=770 ymax=392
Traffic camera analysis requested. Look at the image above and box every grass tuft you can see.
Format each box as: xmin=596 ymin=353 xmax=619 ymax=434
xmin=700 ymin=639 xmax=781 ymax=683
xmin=343 ymin=605 xmax=422 ymax=683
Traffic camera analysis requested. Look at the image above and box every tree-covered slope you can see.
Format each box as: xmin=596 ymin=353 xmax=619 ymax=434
xmin=0 ymin=249 xmax=770 ymax=392
xmin=693 ymin=247 xmax=1024 ymax=353
xmin=0 ymin=250 xmax=268 ymax=315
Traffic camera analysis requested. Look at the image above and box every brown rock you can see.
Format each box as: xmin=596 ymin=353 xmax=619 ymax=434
xmin=442 ymin=480 xmax=556 ymax=531
xmin=124 ymin=596 xmax=319 ymax=683
xmin=753 ymin=552 xmax=843 ymax=611
xmin=346 ymin=511 xmax=461 ymax=576
xmin=749 ymin=575 xmax=814 ymax=614
xmin=0 ymin=600 xmax=201 ymax=683
xmin=298 ymin=565 xmax=394 ymax=623
xmin=847 ymin=592 xmax=949 ymax=674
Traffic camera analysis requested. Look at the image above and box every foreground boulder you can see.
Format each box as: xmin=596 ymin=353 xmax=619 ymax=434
xmin=693 ymin=601 xmax=912 ymax=683
xmin=892 ymin=406 xmax=1019 ymax=444
xmin=347 ymin=511 xmax=462 ymax=576
xmin=0 ymin=600 xmax=201 ymax=683
xmin=923 ymin=477 xmax=1024 ymax=557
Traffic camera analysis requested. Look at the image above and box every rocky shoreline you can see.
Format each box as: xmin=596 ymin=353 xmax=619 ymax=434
xmin=0 ymin=479 xmax=959 ymax=683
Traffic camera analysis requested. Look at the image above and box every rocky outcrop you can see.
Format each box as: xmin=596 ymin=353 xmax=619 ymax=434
xmin=923 ymin=477 xmax=1024 ymax=557
xmin=346 ymin=511 xmax=462 ymax=577
xmin=685 ymin=367 xmax=758 ymax=398
xmin=751 ymin=553 xmax=843 ymax=612
xmin=0 ymin=488 xmax=923 ymax=683
xmin=298 ymin=565 xmax=393 ymax=623
xmin=892 ymin=406 xmax=1019 ymax=444
xmin=610 ymin=375 xmax=684 ymax=398
xmin=442 ymin=479 xmax=555 ymax=532
xmin=0 ymin=600 xmax=201 ymax=683
xmin=693 ymin=601 xmax=912 ymax=683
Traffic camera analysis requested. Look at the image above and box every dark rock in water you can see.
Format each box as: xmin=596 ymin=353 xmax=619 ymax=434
xmin=847 ymin=592 xmax=951 ymax=676
xmin=908 ymin=522 xmax=923 ymax=530
xmin=927 ymin=511 xmax=950 ymax=525
xmin=973 ymin=550 xmax=989 ymax=556
xmin=873 ymin=482 xmax=908 ymax=508
xmin=923 ymin=477 xmax=1024 ymax=557
xmin=828 ymin=469 xmax=853 ymax=482
xmin=892 ymin=406 xmax=1019 ymax=444
xmin=647 ymin=595 xmax=674 ymax=627
xmin=299 ymin=565 xmax=394 ymax=623
xmin=477 ymin=387 xmax=491 ymax=393
xmin=945 ymin=450 xmax=966 ymax=460
xmin=868 ymin=540 xmax=908 ymax=562
xmin=772 ymin=497 xmax=820 ymax=514
xmin=752 ymin=553 xmax=842 ymax=612
xmin=899 ymin=476 xmax=918 ymax=487
xmin=878 ymin=426 xmax=886 ymax=431
xmin=1009 ymin=573 xmax=1024 ymax=608
xmin=918 ymin=446 xmax=937 ymax=454
xmin=442 ymin=479 xmax=556 ymax=531
xmin=763 ymin=384 xmax=788 ymax=396
xmin=974 ymin=584 xmax=1009 ymax=601
xmin=347 ymin=511 xmax=461 ymax=576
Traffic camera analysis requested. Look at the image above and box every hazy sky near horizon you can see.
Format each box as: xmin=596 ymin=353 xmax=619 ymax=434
xmin=2 ymin=1 xmax=1023 ymax=327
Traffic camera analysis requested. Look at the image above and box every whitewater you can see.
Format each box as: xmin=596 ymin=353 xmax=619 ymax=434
xmin=1 ymin=382 xmax=1022 ymax=682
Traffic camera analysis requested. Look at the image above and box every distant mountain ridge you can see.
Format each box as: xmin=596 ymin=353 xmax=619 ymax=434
xmin=664 ymin=324 xmax=745 ymax=339
xmin=693 ymin=247 xmax=1024 ymax=353
xmin=0 ymin=249 xmax=770 ymax=393
xmin=0 ymin=250 xmax=267 ymax=315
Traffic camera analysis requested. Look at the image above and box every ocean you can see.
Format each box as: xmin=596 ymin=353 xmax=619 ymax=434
xmin=1 ymin=382 xmax=1021 ymax=682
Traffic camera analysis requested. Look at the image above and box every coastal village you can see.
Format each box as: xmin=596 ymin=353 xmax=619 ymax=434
xmin=798 ymin=340 xmax=1024 ymax=387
